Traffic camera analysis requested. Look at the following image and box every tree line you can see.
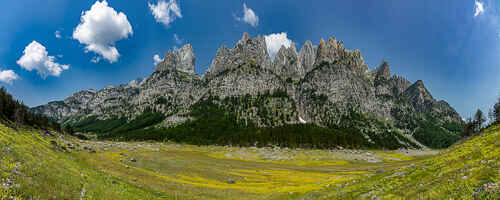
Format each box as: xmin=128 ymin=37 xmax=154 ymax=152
xmin=462 ymin=96 xmax=500 ymax=137
xmin=0 ymin=87 xmax=61 ymax=131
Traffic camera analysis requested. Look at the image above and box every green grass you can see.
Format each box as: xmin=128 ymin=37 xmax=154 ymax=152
xmin=288 ymin=124 xmax=500 ymax=200
xmin=0 ymin=124 xmax=166 ymax=199
xmin=1 ymin=122 xmax=497 ymax=199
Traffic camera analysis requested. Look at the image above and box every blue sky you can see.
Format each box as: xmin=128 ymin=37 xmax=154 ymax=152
xmin=0 ymin=0 xmax=499 ymax=119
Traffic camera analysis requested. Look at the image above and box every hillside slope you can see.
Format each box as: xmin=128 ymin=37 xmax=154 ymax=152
xmin=0 ymin=124 xmax=164 ymax=199
xmin=291 ymin=124 xmax=500 ymax=200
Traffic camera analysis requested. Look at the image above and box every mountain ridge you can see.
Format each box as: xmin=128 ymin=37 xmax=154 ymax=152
xmin=30 ymin=32 xmax=463 ymax=148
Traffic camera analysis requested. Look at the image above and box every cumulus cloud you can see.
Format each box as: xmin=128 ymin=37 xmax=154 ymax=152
xmin=0 ymin=69 xmax=19 ymax=84
xmin=149 ymin=0 xmax=182 ymax=27
xmin=153 ymin=54 xmax=163 ymax=65
xmin=264 ymin=32 xmax=293 ymax=60
xmin=73 ymin=0 xmax=133 ymax=63
xmin=235 ymin=3 xmax=259 ymax=27
xmin=474 ymin=1 xmax=485 ymax=17
xmin=17 ymin=41 xmax=69 ymax=79
xmin=55 ymin=30 xmax=61 ymax=39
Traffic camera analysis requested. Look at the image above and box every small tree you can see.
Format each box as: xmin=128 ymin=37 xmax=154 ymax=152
xmin=461 ymin=118 xmax=474 ymax=137
xmin=493 ymin=97 xmax=500 ymax=123
xmin=488 ymin=108 xmax=495 ymax=125
xmin=14 ymin=107 xmax=25 ymax=126
xmin=473 ymin=109 xmax=485 ymax=133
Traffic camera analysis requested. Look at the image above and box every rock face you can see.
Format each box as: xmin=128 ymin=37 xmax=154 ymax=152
xmin=273 ymin=44 xmax=302 ymax=81
xmin=298 ymin=40 xmax=317 ymax=74
xmin=204 ymin=33 xmax=271 ymax=80
xmin=31 ymin=32 xmax=462 ymax=140
xmin=155 ymin=44 xmax=195 ymax=74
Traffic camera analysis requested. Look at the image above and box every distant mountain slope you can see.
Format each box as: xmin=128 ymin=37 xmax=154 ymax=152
xmin=31 ymin=33 xmax=463 ymax=149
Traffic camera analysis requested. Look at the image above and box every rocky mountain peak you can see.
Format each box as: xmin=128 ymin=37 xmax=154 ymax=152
xmin=403 ymin=80 xmax=436 ymax=112
xmin=231 ymin=32 xmax=271 ymax=70
xmin=316 ymin=37 xmax=348 ymax=64
xmin=205 ymin=45 xmax=231 ymax=78
xmin=155 ymin=44 xmax=195 ymax=74
xmin=413 ymin=80 xmax=425 ymax=89
xmin=239 ymin=32 xmax=251 ymax=43
xmin=273 ymin=43 xmax=301 ymax=80
xmin=298 ymin=40 xmax=317 ymax=74
xmin=374 ymin=60 xmax=391 ymax=79
xmin=315 ymin=37 xmax=368 ymax=75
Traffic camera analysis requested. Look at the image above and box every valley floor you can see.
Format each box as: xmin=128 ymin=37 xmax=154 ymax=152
xmin=0 ymin=123 xmax=498 ymax=199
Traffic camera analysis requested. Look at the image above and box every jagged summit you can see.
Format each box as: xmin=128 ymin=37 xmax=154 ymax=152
xmin=298 ymin=40 xmax=317 ymax=74
xmin=205 ymin=45 xmax=231 ymax=78
xmin=273 ymin=43 xmax=302 ymax=80
xmin=204 ymin=32 xmax=271 ymax=80
xmin=153 ymin=33 xmax=370 ymax=82
xmin=315 ymin=37 xmax=368 ymax=74
xmin=231 ymin=32 xmax=271 ymax=70
xmin=403 ymin=80 xmax=436 ymax=112
xmin=204 ymin=33 xmax=368 ymax=81
xmin=374 ymin=60 xmax=391 ymax=79
xmin=155 ymin=44 xmax=195 ymax=74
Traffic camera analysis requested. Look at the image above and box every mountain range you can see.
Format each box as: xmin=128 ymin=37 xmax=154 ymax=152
xmin=31 ymin=33 xmax=463 ymax=149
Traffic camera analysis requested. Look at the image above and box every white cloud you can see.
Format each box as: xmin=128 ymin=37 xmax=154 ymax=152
xmin=474 ymin=1 xmax=485 ymax=17
xmin=153 ymin=54 xmax=163 ymax=65
xmin=173 ymin=33 xmax=183 ymax=44
xmin=264 ymin=32 xmax=293 ymax=60
xmin=17 ymin=41 xmax=69 ymax=79
xmin=149 ymin=0 xmax=182 ymax=27
xmin=55 ymin=30 xmax=61 ymax=39
xmin=73 ymin=0 xmax=133 ymax=63
xmin=0 ymin=69 xmax=19 ymax=84
xmin=235 ymin=3 xmax=259 ymax=27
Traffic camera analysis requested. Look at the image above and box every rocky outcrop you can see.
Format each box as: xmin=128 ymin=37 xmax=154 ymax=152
xmin=373 ymin=61 xmax=391 ymax=80
xmin=315 ymin=38 xmax=368 ymax=75
xmin=204 ymin=45 xmax=231 ymax=79
xmin=155 ymin=44 xmax=195 ymax=74
xmin=31 ymin=32 xmax=462 ymax=138
xmin=298 ymin=40 xmax=317 ymax=74
xmin=204 ymin=33 xmax=272 ymax=81
xmin=272 ymin=44 xmax=302 ymax=81
xmin=230 ymin=33 xmax=272 ymax=71
xmin=403 ymin=80 xmax=436 ymax=113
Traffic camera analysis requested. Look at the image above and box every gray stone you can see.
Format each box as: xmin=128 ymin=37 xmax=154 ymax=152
xmin=272 ymin=44 xmax=302 ymax=81
xmin=155 ymin=44 xmax=195 ymax=74
xmin=298 ymin=40 xmax=317 ymax=74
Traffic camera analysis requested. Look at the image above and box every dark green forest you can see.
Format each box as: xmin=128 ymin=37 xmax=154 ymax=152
xmin=67 ymin=97 xmax=464 ymax=150
xmin=0 ymin=87 xmax=60 ymax=131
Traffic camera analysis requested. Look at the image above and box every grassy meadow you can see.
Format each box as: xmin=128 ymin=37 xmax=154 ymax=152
xmin=0 ymin=122 xmax=498 ymax=199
